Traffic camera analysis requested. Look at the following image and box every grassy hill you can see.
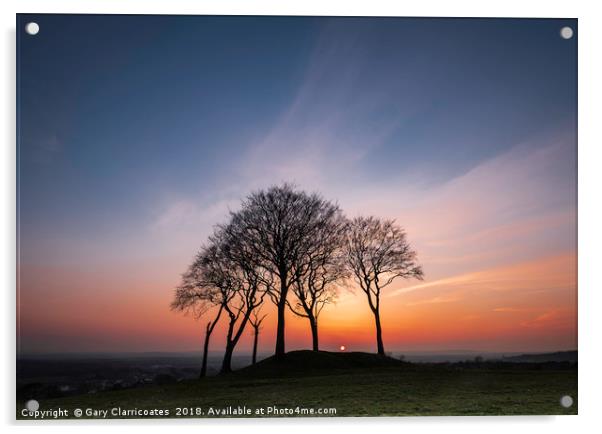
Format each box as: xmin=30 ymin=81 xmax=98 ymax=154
xmin=17 ymin=350 xmax=577 ymax=419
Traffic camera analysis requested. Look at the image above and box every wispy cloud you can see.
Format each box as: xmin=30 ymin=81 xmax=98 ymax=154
xmin=149 ymin=197 xmax=233 ymax=234
xmin=519 ymin=309 xmax=571 ymax=329
xmin=387 ymin=253 xmax=576 ymax=315
xmin=405 ymin=295 xmax=461 ymax=306
xmin=235 ymin=23 xmax=426 ymax=193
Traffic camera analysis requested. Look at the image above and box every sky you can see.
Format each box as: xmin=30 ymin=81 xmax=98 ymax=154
xmin=17 ymin=15 xmax=577 ymax=355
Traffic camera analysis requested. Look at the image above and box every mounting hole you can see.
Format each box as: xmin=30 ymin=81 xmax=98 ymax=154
xmin=25 ymin=22 xmax=39 ymax=35
xmin=560 ymin=395 xmax=573 ymax=408
xmin=560 ymin=26 xmax=573 ymax=40
xmin=25 ymin=399 xmax=39 ymax=411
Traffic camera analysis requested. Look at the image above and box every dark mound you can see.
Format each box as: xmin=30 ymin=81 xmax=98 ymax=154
xmin=235 ymin=350 xmax=408 ymax=378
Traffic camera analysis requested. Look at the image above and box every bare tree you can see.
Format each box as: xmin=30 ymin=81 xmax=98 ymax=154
xmin=249 ymin=307 xmax=267 ymax=364
xmin=203 ymin=229 xmax=269 ymax=374
xmin=171 ymin=249 xmax=224 ymax=378
xmin=223 ymin=184 xmax=342 ymax=359
xmin=345 ymin=216 xmax=423 ymax=356
xmin=287 ymin=213 xmax=348 ymax=351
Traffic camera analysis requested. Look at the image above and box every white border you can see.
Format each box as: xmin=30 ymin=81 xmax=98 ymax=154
xmin=3 ymin=1 xmax=601 ymax=433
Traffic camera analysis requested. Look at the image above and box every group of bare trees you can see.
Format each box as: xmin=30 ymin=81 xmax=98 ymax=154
xmin=171 ymin=184 xmax=423 ymax=376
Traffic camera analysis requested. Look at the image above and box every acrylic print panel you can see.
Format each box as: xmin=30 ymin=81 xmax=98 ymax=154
xmin=16 ymin=14 xmax=577 ymax=419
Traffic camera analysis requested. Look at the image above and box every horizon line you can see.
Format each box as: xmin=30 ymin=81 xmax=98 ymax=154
xmin=17 ymin=348 xmax=578 ymax=359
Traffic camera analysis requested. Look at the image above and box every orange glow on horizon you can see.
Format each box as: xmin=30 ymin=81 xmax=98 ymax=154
xmin=17 ymin=251 xmax=576 ymax=355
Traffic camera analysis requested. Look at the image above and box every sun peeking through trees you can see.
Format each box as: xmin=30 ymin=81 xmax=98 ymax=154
xmin=171 ymin=184 xmax=423 ymax=375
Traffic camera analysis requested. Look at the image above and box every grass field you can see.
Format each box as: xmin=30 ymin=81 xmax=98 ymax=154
xmin=17 ymin=351 xmax=577 ymax=419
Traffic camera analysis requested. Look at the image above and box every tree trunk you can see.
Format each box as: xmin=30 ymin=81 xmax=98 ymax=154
xmin=200 ymin=322 xmax=211 ymax=378
xmin=275 ymin=300 xmax=286 ymax=359
xmin=220 ymin=343 xmax=234 ymax=374
xmin=221 ymin=303 xmax=256 ymax=373
xmin=309 ymin=315 xmax=319 ymax=351
xmin=200 ymin=306 xmax=223 ymax=378
xmin=252 ymin=326 xmax=259 ymax=364
xmin=275 ymin=276 xmax=288 ymax=359
xmin=373 ymin=309 xmax=385 ymax=356
xmin=220 ymin=317 xmax=236 ymax=374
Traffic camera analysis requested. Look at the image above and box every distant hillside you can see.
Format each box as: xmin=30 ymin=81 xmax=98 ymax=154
xmin=236 ymin=350 xmax=407 ymax=377
xmin=500 ymin=350 xmax=577 ymax=363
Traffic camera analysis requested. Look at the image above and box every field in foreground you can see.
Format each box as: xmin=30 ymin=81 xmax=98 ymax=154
xmin=18 ymin=351 xmax=577 ymax=419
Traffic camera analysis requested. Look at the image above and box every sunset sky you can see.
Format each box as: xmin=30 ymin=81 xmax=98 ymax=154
xmin=17 ymin=15 xmax=577 ymax=355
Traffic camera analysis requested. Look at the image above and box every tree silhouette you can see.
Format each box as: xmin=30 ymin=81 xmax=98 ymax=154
xmin=249 ymin=307 xmax=267 ymax=364
xmin=171 ymin=250 xmax=224 ymax=378
xmin=204 ymin=228 xmax=269 ymax=373
xmin=174 ymin=187 xmax=426 ymax=372
xmin=223 ymin=184 xmax=342 ymax=359
xmin=345 ymin=216 xmax=423 ymax=356
xmin=287 ymin=212 xmax=348 ymax=351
